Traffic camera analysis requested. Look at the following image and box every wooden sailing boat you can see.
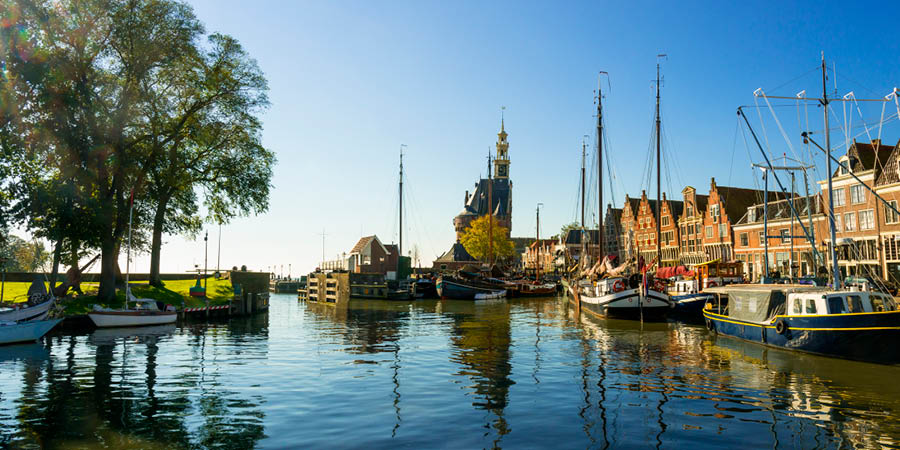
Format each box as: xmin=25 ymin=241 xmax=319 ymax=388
xmin=571 ymin=68 xmax=672 ymax=320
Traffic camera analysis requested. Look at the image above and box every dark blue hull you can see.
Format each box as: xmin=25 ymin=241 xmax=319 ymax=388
xmin=670 ymin=293 xmax=714 ymax=316
xmin=703 ymin=310 xmax=900 ymax=365
xmin=436 ymin=278 xmax=503 ymax=300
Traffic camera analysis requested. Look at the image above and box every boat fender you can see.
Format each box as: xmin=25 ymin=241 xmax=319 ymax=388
xmin=705 ymin=319 xmax=715 ymax=333
xmin=612 ymin=280 xmax=625 ymax=293
xmin=707 ymin=281 xmax=718 ymax=288
xmin=775 ymin=319 xmax=788 ymax=335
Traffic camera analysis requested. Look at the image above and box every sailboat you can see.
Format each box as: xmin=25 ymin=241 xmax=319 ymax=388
xmin=0 ymin=276 xmax=61 ymax=346
xmin=570 ymin=68 xmax=673 ymax=320
xmin=703 ymin=54 xmax=900 ymax=364
xmin=89 ymin=193 xmax=177 ymax=328
xmin=0 ymin=278 xmax=55 ymax=322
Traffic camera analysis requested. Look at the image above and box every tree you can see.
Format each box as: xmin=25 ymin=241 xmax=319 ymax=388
xmin=2 ymin=235 xmax=49 ymax=272
xmin=560 ymin=222 xmax=581 ymax=240
xmin=459 ymin=215 xmax=516 ymax=262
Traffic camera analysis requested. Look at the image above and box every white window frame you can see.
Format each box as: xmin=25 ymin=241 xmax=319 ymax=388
xmin=850 ymin=184 xmax=866 ymax=205
xmin=705 ymin=226 xmax=713 ymax=238
xmin=885 ymin=200 xmax=899 ymax=225
xmin=780 ymin=229 xmax=790 ymax=243
xmin=740 ymin=233 xmax=749 ymax=247
xmin=844 ymin=212 xmax=856 ymax=231
xmin=833 ymin=188 xmax=846 ymax=207
xmin=859 ymin=209 xmax=875 ymax=230
xmin=834 ymin=213 xmax=842 ymax=232
xmin=718 ymin=223 xmax=726 ymax=238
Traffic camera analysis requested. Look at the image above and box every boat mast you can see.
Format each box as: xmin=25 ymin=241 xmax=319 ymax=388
xmin=655 ymin=59 xmax=662 ymax=268
xmin=597 ymin=73 xmax=604 ymax=264
xmin=536 ymin=203 xmax=543 ymax=280
xmin=581 ymin=138 xmax=587 ymax=271
xmin=488 ymin=149 xmax=493 ymax=266
xmin=399 ymin=144 xmax=405 ymax=259
xmin=822 ymin=53 xmax=840 ymax=289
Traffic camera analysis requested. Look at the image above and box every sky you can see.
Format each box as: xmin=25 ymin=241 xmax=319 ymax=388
xmin=16 ymin=0 xmax=900 ymax=276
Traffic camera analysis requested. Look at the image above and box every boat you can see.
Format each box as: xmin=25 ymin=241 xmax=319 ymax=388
xmin=567 ymin=67 xmax=672 ymax=320
xmin=515 ymin=281 xmax=558 ymax=297
xmin=667 ymin=260 xmax=743 ymax=316
xmin=88 ymin=193 xmax=178 ymax=328
xmin=436 ymin=275 xmax=506 ymax=300
xmin=0 ymin=318 xmax=62 ymax=346
xmin=702 ymin=284 xmax=900 ymax=364
xmin=414 ymin=277 xmax=437 ymax=299
xmin=0 ymin=279 xmax=55 ymax=322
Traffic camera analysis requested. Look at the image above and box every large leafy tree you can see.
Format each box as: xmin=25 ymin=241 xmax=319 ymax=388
xmin=1 ymin=0 xmax=206 ymax=301
xmin=460 ymin=215 xmax=516 ymax=262
xmin=144 ymin=34 xmax=273 ymax=287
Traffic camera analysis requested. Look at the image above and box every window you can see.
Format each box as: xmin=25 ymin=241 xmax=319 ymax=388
xmin=711 ymin=204 xmax=720 ymax=222
xmin=740 ymin=233 xmax=749 ymax=246
xmin=687 ymin=205 xmax=693 ymax=216
xmin=758 ymin=231 xmax=765 ymax=244
xmin=780 ymin=229 xmax=790 ymax=243
xmin=839 ymin=159 xmax=849 ymax=175
xmin=833 ymin=188 xmax=846 ymax=207
xmin=719 ymin=223 xmax=727 ymax=238
xmin=850 ymin=184 xmax=866 ymax=204
xmin=747 ymin=207 xmax=756 ymax=223
xmin=792 ymin=298 xmax=802 ymax=314
xmin=859 ymin=209 xmax=874 ymax=230
xmin=662 ymin=216 xmax=669 ymax=226
xmin=834 ymin=213 xmax=842 ymax=232
xmin=885 ymin=200 xmax=900 ymax=224
xmin=827 ymin=296 xmax=845 ymax=314
xmin=848 ymin=295 xmax=863 ymax=313
xmin=805 ymin=299 xmax=817 ymax=314
xmin=705 ymin=226 xmax=713 ymax=238
xmin=844 ymin=212 xmax=856 ymax=231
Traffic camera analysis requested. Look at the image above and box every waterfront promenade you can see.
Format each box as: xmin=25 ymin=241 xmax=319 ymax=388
xmin=1 ymin=293 xmax=898 ymax=448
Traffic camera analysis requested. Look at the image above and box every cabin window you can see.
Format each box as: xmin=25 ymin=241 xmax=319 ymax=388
xmin=827 ymin=296 xmax=845 ymax=314
xmin=805 ymin=299 xmax=817 ymax=314
xmin=847 ymin=295 xmax=864 ymax=313
xmin=872 ymin=297 xmax=888 ymax=312
xmin=792 ymin=298 xmax=803 ymax=314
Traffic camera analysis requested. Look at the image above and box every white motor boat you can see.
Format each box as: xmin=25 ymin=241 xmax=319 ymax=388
xmin=0 ymin=279 xmax=56 ymax=322
xmin=0 ymin=318 xmax=62 ymax=346
xmin=88 ymin=291 xmax=177 ymax=328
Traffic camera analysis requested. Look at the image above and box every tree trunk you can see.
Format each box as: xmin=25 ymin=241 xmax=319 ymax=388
xmin=97 ymin=232 xmax=118 ymax=303
xmin=50 ymin=238 xmax=62 ymax=290
xmin=149 ymin=194 xmax=170 ymax=287
xmin=70 ymin=237 xmax=79 ymax=270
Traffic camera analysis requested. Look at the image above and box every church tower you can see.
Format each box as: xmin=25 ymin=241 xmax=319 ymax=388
xmin=494 ymin=118 xmax=510 ymax=179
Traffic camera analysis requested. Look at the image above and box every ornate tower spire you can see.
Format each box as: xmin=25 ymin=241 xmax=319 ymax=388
xmin=494 ymin=107 xmax=510 ymax=179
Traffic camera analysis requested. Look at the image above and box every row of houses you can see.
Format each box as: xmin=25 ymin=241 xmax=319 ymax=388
xmin=524 ymin=139 xmax=900 ymax=284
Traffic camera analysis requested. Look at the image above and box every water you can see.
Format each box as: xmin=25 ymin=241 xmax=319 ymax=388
xmin=2 ymin=294 xmax=899 ymax=449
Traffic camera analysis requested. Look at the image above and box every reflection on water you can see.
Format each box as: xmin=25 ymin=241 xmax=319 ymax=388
xmin=1 ymin=295 xmax=899 ymax=448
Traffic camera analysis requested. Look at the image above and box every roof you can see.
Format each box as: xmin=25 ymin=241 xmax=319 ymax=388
xmin=434 ymin=242 xmax=477 ymax=263
xmin=563 ymin=229 xmax=600 ymax=245
xmin=874 ymin=139 xmax=900 ymax=186
xmin=835 ymin=139 xmax=894 ymax=177
xmin=528 ymin=239 xmax=557 ymax=249
xmin=349 ymin=235 xmax=388 ymax=255
xmin=456 ymin=178 xmax=512 ymax=218
xmin=605 ymin=206 xmax=623 ymax=223
xmin=384 ymin=244 xmax=398 ymax=256
xmin=735 ymin=195 xmax=822 ymax=225
xmin=704 ymin=284 xmax=826 ymax=294
xmin=714 ymin=185 xmax=785 ymax=224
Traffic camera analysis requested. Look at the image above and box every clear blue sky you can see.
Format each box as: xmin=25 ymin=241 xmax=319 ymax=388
xmin=111 ymin=0 xmax=900 ymax=275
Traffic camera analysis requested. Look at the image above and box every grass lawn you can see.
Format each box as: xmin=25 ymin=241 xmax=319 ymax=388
xmin=1 ymin=277 xmax=234 ymax=315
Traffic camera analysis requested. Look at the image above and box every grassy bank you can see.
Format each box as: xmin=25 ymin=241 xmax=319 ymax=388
xmin=1 ymin=277 xmax=235 ymax=314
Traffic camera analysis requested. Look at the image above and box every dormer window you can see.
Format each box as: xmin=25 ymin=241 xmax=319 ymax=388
xmin=747 ymin=207 xmax=756 ymax=223
xmin=839 ymin=157 xmax=850 ymax=175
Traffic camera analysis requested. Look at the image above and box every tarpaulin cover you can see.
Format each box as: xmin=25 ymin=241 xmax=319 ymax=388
xmin=655 ymin=266 xmax=694 ymax=279
xmin=725 ymin=289 xmax=787 ymax=323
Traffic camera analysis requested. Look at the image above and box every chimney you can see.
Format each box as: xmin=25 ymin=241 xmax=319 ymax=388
xmin=710 ymin=177 xmax=716 ymax=189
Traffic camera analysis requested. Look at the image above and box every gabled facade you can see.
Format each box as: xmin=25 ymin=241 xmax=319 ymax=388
xmin=348 ymin=235 xmax=398 ymax=275
xmin=702 ymin=178 xmax=781 ymax=263
xmin=678 ymin=186 xmax=709 ymax=265
xmin=603 ymin=204 xmax=622 ymax=259
xmin=619 ymin=196 xmax=641 ymax=261
xmin=873 ymin=138 xmax=900 ymax=282
xmin=658 ymin=193 xmax=684 ymax=267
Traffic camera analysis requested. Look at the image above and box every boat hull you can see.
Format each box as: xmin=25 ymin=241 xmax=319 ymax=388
xmin=703 ymin=310 xmax=900 ymax=365
xmin=575 ymin=288 xmax=671 ymax=321
xmin=0 ymin=319 xmax=62 ymax=346
xmin=88 ymin=311 xmax=177 ymax=328
xmin=0 ymin=297 xmax=55 ymax=322
xmin=670 ymin=293 xmax=714 ymax=316
xmin=436 ymin=278 xmax=505 ymax=300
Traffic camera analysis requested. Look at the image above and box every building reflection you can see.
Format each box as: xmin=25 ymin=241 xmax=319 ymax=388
xmin=440 ymin=299 xmax=514 ymax=447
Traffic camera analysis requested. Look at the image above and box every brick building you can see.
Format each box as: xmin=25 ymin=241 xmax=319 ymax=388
xmin=523 ymin=238 xmax=557 ymax=274
xmin=700 ymin=178 xmax=782 ymax=264
xmin=603 ymin=204 xmax=623 ymax=260
xmin=347 ymin=235 xmax=398 ymax=275
xmin=819 ymin=139 xmax=894 ymax=279
xmin=678 ymin=186 xmax=709 ymax=265
xmin=873 ymin=139 xmax=900 ymax=282
xmin=733 ymin=195 xmax=828 ymax=281
xmin=619 ymin=196 xmax=641 ymax=261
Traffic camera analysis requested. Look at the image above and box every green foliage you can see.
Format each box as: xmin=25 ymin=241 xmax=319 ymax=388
xmin=460 ymin=215 xmax=516 ymax=262
xmin=560 ymin=222 xmax=581 ymax=240
xmin=0 ymin=235 xmax=49 ymax=272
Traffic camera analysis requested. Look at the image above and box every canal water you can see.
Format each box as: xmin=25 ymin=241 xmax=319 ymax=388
xmin=1 ymin=294 xmax=899 ymax=449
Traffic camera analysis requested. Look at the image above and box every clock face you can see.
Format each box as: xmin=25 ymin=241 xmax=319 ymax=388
xmin=498 ymin=165 xmax=507 ymax=176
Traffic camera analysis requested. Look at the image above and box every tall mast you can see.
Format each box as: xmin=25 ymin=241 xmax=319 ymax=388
xmin=581 ymin=139 xmax=587 ymax=271
xmin=597 ymin=73 xmax=604 ymax=262
xmin=536 ymin=203 xmax=542 ymax=280
xmin=655 ymin=61 xmax=662 ymax=267
xmin=488 ymin=150 xmax=493 ymax=266
xmin=399 ymin=144 xmax=405 ymax=259
xmin=822 ymin=53 xmax=840 ymax=289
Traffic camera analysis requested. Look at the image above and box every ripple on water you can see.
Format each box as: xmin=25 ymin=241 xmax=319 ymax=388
xmin=0 ymin=294 xmax=899 ymax=449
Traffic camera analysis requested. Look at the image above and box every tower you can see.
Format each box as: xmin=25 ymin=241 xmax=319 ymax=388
xmin=494 ymin=118 xmax=510 ymax=179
